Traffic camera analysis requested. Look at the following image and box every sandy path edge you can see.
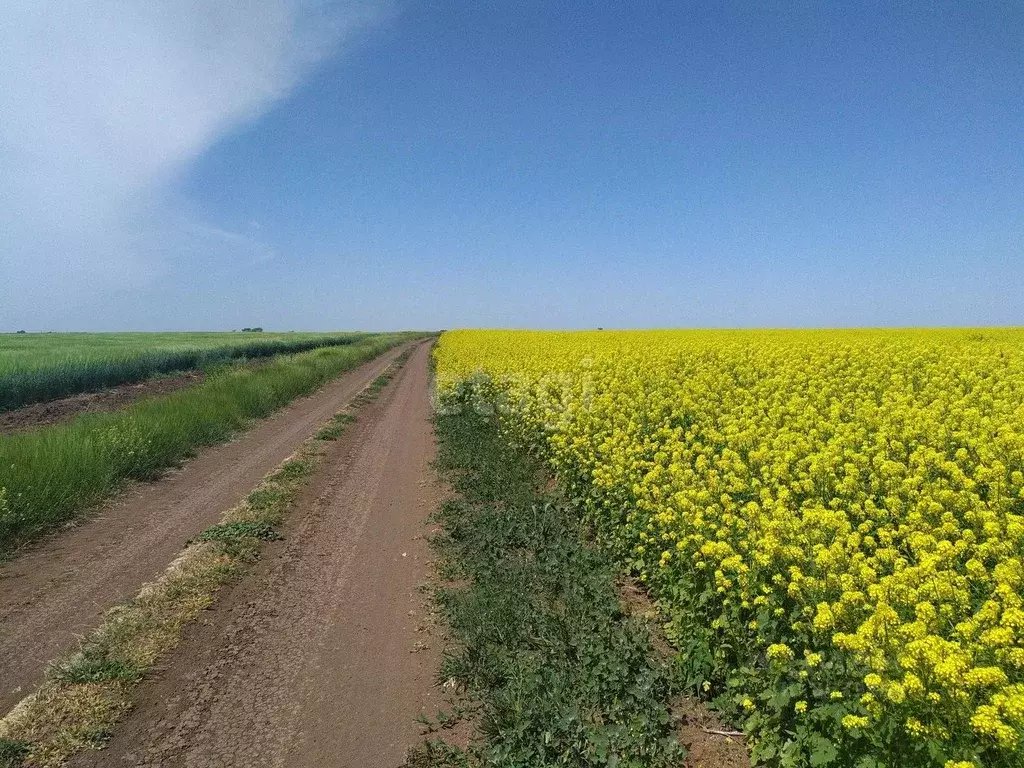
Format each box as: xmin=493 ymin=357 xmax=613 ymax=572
xmin=0 ymin=342 xmax=416 ymax=712
xmin=72 ymin=340 xmax=442 ymax=767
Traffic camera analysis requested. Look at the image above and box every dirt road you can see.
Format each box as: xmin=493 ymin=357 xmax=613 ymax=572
xmin=73 ymin=340 xmax=442 ymax=767
xmin=0 ymin=343 xmax=414 ymax=713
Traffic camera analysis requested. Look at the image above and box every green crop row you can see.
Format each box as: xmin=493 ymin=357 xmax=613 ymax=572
xmin=0 ymin=333 xmax=423 ymax=554
xmin=0 ymin=331 xmax=373 ymax=411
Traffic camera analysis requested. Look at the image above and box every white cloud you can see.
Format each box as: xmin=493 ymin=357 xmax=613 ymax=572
xmin=0 ymin=0 xmax=386 ymax=328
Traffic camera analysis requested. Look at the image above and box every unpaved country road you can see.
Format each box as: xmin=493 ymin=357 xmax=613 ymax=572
xmin=74 ymin=340 xmax=442 ymax=768
xmin=0 ymin=343 xmax=415 ymax=713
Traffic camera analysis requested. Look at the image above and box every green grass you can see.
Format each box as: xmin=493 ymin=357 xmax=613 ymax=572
xmin=0 ymin=740 xmax=29 ymax=768
xmin=315 ymin=412 xmax=356 ymax=441
xmin=0 ymin=331 xmax=380 ymax=411
xmin=188 ymin=521 xmax=282 ymax=548
xmin=415 ymin=386 xmax=683 ymax=767
xmin=53 ymin=658 xmax=143 ymax=686
xmin=0 ymin=334 xmax=424 ymax=554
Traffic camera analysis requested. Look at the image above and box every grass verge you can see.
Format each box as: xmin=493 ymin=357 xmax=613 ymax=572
xmin=0 ymin=332 xmax=376 ymax=412
xmin=0 ymin=334 xmax=424 ymax=555
xmin=0 ymin=349 xmax=413 ymax=767
xmin=406 ymin=387 xmax=683 ymax=767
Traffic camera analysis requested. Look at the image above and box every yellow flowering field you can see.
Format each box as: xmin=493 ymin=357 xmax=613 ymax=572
xmin=434 ymin=329 xmax=1024 ymax=768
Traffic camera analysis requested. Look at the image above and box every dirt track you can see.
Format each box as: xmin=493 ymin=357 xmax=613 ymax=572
xmin=0 ymin=343 xmax=412 ymax=713
xmin=73 ymin=340 xmax=441 ymax=767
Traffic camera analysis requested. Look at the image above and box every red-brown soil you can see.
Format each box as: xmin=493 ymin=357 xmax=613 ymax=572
xmin=0 ymin=372 xmax=205 ymax=434
xmin=0 ymin=343 xmax=414 ymax=713
xmin=71 ymin=341 xmax=443 ymax=767
xmin=618 ymin=578 xmax=750 ymax=768
xmin=675 ymin=698 xmax=750 ymax=768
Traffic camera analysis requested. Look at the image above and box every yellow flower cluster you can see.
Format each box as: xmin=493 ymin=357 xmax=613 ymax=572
xmin=435 ymin=329 xmax=1024 ymax=765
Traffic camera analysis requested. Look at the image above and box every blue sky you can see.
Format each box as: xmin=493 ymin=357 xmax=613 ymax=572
xmin=1 ymin=2 xmax=1021 ymax=331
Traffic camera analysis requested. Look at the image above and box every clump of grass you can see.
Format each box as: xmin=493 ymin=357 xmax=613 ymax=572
xmin=404 ymin=740 xmax=471 ymax=768
xmin=189 ymin=521 xmax=282 ymax=557
xmin=316 ymin=412 xmax=356 ymax=441
xmin=52 ymin=657 xmax=143 ymax=687
xmin=0 ymin=334 xmax=425 ymax=554
xmin=0 ymin=345 xmax=420 ymax=767
xmin=410 ymin=390 xmax=683 ymax=767
xmin=0 ymin=740 xmax=30 ymax=768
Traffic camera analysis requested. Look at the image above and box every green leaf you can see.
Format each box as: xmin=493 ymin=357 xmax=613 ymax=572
xmin=809 ymin=736 xmax=839 ymax=766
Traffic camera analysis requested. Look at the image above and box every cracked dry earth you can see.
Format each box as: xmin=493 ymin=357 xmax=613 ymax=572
xmin=72 ymin=341 xmax=443 ymax=767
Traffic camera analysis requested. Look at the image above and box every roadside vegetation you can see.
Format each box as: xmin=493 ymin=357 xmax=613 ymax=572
xmin=0 ymin=350 xmax=412 ymax=767
xmin=0 ymin=334 xmax=422 ymax=555
xmin=0 ymin=331 xmax=373 ymax=411
xmin=408 ymin=386 xmax=683 ymax=767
